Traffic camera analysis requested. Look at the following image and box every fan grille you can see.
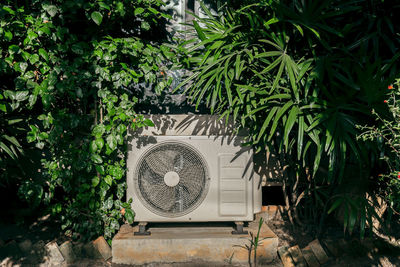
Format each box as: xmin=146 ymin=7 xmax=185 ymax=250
xmin=134 ymin=141 xmax=209 ymax=217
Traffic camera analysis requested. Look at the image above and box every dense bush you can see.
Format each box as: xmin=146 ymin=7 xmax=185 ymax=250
xmin=1 ymin=0 xmax=399 ymax=242
xmin=0 ymin=0 xmax=174 ymax=241
xmin=177 ymin=0 xmax=400 ymax=236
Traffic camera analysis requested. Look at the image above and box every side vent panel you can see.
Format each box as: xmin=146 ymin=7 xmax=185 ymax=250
xmin=218 ymin=154 xmax=248 ymax=216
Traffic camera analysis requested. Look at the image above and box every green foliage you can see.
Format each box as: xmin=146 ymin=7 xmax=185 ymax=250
xmin=1 ymin=0 xmax=173 ymax=240
xmin=358 ymin=80 xmax=400 ymax=218
xmin=177 ymin=0 xmax=400 ymax=235
xmin=0 ymin=90 xmax=24 ymax=188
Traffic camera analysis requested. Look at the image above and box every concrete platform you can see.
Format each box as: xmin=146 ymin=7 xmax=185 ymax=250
xmin=112 ymin=220 xmax=278 ymax=266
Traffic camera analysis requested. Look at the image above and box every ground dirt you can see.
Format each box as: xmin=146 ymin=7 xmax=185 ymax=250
xmin=266 ymin=208 xmax=400 ymax=267
xmin=1 ymin=208 xmax=400 ymax=266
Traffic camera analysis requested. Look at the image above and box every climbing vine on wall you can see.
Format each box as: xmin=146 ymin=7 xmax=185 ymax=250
xmin=0 ymin=0 xmax=175 ymax=241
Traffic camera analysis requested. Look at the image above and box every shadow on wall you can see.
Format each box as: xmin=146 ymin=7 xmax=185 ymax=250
xmin=128 ymin=114 xmax=280 ymax=191
xmin=132 ymin=114 xmax=245 ymax=145
xmin=254 ymin=148 xmax=285 ymax=186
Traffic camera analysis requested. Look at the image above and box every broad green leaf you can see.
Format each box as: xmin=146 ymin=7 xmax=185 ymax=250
xmin=125 ymin=208 xmax=135 ymax=224
xmin=91 ymin=154 xmax=103 ymax=164
xmin=96 ymin=165 xmax=105 ymax=175
xmin=134 ymin=8 xmax=144 ymax=16
xmin=348 ymin=205 xmax=357 ymax=234
xmin=95 ymin=138 xmax=104 ymax=150
xmin=293 ymin=24 xmax=304 ymax=36
xmin=90 ymin=140 xmax=98 ymax=153
xmin=92 ymin=124 xmax=105 ymax=138
xmin=104 ymin=196 xmax=113 ymax=209
xmin=264 ymin=17 xmax=279 ymax=27
xmin=257 ymin=106 xmax=278 ymax=142
xmin=297 ymin=116 xmax=304 ymax=160
xmin=38 ymin=48 xmax=49 ymax=61
xmin=148 ymin=7 xmax=158 ymax=14
xmin=141 ymin=21 xmax=150 ymax=30
xmin=19 ymin=62 xmax=28 ymax=73
xmin=0 ymin=141 xmax=17 ymax=159
xmin=2 ymin=6 xmax=15 ymax=15
xmin=8 ymin=44 xmax=19 ymax=54
xmin=91 ymin=11 xmax=103 ymax=25
xmin=193 ymin=21 xmax=206 ymax=41
xmin=105 ymin=175 xmax=113 ymax=186
xmin=110 ymin=218 xmax=119 ymax=230
xmin=268 ymin=100 xmax=294 ymax=140
xmin=284 ymin=55 xmax=299 ymax=100
xmin=29 ymin=54 xmax=39 ymax=64
xmin=313 ymin=143 xmax=322 ymax=177
xmin=92 ymin=176 xmax=100 ymax=187
xmin=284 ymin=106 xmax=299 ymax=150
xmin=3 ymin=135 xmax=20 ymax=147
xmin=15 ymin=91 xmax=29 ymax=101
xmin=106 ymin=134 xmax=117 ymax=151
xmin=328 ymin=198 xmax=344 ymax=214
xmin=4 ymin=31 xmax=12 ymax=41
xmin=45 ymin=5 xmax=58 ymax=17
xmin=38 ymin=132 xmax=48 ymax=140
xmin=271 ymin=60 xmax=284 ymax=92
xmin=254 ymin=51 xmax=282 ymax=59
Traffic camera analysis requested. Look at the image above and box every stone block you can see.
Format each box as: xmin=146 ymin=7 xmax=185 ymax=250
xmin=45 ymin=241 xmax=64 ymax=264
xmin=59 ymin=241 xmax=77 ymax=263
xmin=72 ymin=242 xmax=85 ymax=258
xmin=322 ymin=239 xmax=341 ymax=257
xmin=308 ymin=239 xmax=329 ymax=264
xmin=277 ymin=246 xmax=295 ymax=267
xmin=92 ymin=236 xmax=112 ymax=260
xmin=83 ymin=242 xmax=102 ymax=259
xmin=302 ymin=246 xmax=320 ymax=267
xmin=119 ymin=223 xmax=133 ymax=234
xmin=288 ymin=245 xmax=307 ymax=267
xmin=258 ymin=206 xmax=281 ymax=222
xmin=112 ymin=224 xmax=278 ymax=265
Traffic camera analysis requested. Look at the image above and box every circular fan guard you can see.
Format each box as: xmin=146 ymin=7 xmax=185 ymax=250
xmin=134 ymin=141 xmax=210 ymax=217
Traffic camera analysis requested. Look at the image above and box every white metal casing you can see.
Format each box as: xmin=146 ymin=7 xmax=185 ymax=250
xmin=126 ymin=115 xmax=262 ymax=222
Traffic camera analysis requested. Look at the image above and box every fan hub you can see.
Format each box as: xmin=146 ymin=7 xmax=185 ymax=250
xmin=164 ymin=171 xmax=180 ymax=187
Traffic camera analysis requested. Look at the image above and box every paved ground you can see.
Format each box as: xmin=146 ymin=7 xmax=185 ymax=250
xmin=2 ymin=209 xmax=400 ymax=266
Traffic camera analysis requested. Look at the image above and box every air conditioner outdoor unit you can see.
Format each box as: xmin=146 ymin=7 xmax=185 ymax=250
xmin=126 ymin=115 xmax=262 ymax=233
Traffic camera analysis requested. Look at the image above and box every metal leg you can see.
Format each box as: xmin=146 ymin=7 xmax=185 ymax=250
xmin=232 ymin=222 xmax=248 ymax=235
xmin=134 ymin=222 xmax=151 ymax=236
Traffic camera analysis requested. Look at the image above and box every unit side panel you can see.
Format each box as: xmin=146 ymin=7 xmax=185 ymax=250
xmin=218 ymin=154 xmax=248 ymax=216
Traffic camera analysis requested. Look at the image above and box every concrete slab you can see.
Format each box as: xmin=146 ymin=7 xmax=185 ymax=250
xmin=112 ymin=222 xmax=278 ymax=266
xmin=93 ymin=236 xmax=112 ymax=260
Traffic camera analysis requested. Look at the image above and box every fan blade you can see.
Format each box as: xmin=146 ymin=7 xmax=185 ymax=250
xmin=178 ymin=161 xmax=205 ymax=203
xmin=141 ymin=181 xmax=176 ymax=211
xmin=144 ymin=148 xmax=179 ymax=176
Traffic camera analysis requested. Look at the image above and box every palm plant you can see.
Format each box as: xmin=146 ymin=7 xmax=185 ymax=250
xmin=176 ymin=0 xmax=400 ymax=235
